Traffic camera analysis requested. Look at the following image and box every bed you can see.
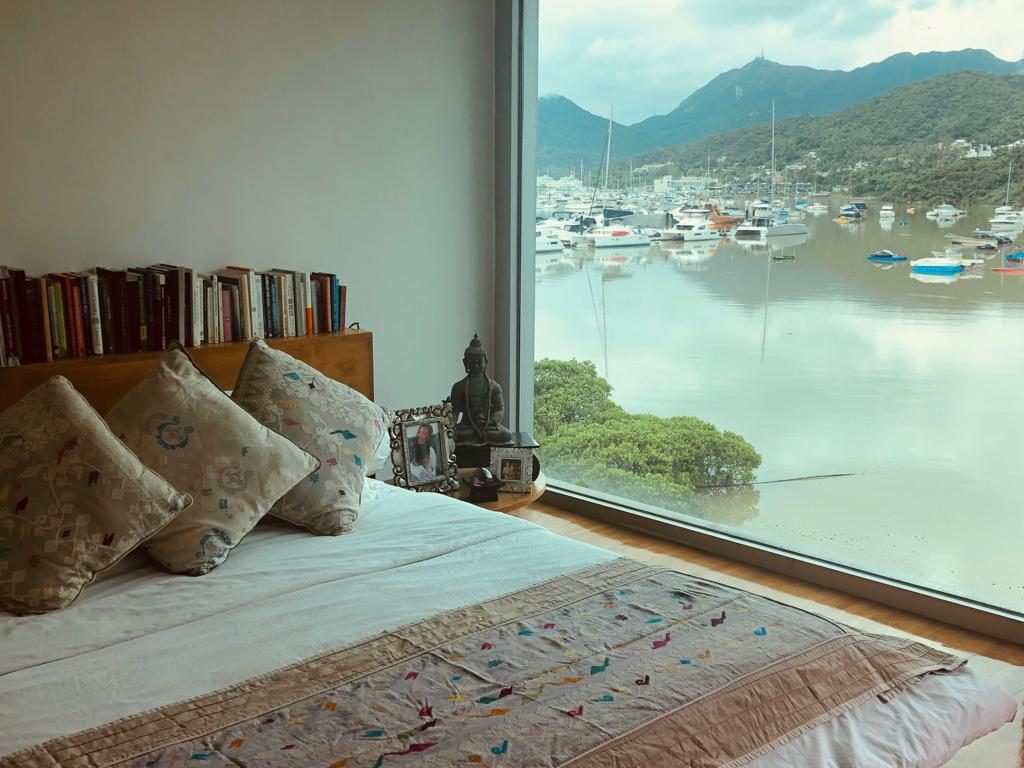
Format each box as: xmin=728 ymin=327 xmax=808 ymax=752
xmin=0 ymin=334 xmax=1018 ymax=768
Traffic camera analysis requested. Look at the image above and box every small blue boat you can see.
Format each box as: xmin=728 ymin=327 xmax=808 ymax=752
xmin=867 ymin=249 xmax=908 ymax=263
xmin=911 ymin=257 xmax=963 ymax=275
xmin=1006 ymin=251 xmax=1024 ymax=263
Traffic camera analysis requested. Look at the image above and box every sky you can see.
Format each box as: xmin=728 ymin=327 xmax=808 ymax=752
xmin=539 ymin=0 xmax=1024 ymax=124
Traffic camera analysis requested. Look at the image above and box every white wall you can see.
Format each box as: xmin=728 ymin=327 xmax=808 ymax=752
xmin=0 ymin=0 xmax=496 ymax=408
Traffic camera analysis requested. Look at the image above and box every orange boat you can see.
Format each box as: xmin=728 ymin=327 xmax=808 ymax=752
xmin=992 ymin=267 xmax=1024 ymax=274
xmin=706 ymin=203 xmax=743 ymax=231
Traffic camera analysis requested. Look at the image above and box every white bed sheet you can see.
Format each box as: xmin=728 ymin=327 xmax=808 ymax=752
xmin=0 ymin=480 xmax=1016 ymax=766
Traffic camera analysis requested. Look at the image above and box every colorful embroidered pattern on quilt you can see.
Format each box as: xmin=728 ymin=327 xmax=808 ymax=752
xmin=2 ymin=558 xmax=964 ymax=767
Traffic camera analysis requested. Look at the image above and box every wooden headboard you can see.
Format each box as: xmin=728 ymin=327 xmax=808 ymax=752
xmin=0 ymin=330 xmax=374 ymax=414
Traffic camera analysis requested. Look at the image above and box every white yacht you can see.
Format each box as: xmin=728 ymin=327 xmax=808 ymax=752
xmin=734 ymin=203 xmax=808 ymax=239
xmin=660 ymin=218 xmax=720 ymax=242
xmin=879 ymin=203 xmax=896 ymax=218
xmin=988 ymin=206 xmax=1023 ymax=230
xmin=925 ymin=203 xmax=965 ymax=220
xmin=587 ymin=226 xmax=652 ymax=248
xmin=805 ymin=201 xmax=829 ymax=214
xmin=534 ymin=230 xmax=565 ymax=253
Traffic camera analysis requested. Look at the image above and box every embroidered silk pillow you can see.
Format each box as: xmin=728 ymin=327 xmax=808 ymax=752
xmin=231 ymin=339 xmax=387 ymax=535
xmin=106 ymin=344 xmax=319 ymax=575
xmin=0 ymin=377 xmax=192 ymax=614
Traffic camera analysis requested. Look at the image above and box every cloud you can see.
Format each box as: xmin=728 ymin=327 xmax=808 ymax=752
xmin=539 ymin=0 xmax=1024 ymax=124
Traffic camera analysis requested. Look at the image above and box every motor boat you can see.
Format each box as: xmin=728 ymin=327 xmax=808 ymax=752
xmin=879 ymin=203 xmax=896 ymax=218
xmin=733 ymin=203 xmax=808 ymax=239
xmin=867 ymin=249 xmax=907 ymax=263
xmin=587 ymin=226 xmax=652 ymax=248
xmin=535 ymin=230 xmax=564 ymax=253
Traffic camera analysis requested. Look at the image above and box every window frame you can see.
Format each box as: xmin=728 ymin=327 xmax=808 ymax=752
xmin=495 ymin=0 xmax=1022 ymax=644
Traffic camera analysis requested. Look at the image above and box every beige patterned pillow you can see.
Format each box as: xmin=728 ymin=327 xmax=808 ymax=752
xmin=231 ymin=339 xmax=387 ymax=534
xmin=0 ymin=377 xmax=192 ymax=614
xmin=106 ymin=344 xmax=319 ymax=575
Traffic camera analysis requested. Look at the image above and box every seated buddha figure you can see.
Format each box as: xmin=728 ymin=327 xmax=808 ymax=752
xmin=449 ymin=334 xmax=513 ymax=447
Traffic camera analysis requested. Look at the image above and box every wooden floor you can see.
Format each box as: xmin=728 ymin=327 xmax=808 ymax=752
xmin=508 ymin=500 xmax=1024 ymax=767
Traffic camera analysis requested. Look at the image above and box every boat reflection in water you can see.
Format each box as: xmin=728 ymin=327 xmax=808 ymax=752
xmin=535 ymin=251 xmax=581 ymax=283
xmin=665 ymin=239 xmax=721 ymax=272
xmin=735 ymin=232 xmax=808 ymax=254
xmin=590 ymin=245 xmax=647 ymax=280
xmin=909 ymin=271 xmax=963 ymax=285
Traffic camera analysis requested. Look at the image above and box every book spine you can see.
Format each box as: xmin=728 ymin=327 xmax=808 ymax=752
xmin=155 ymin=274 xmax=166 ymax=350
xmin=70 ymin=283 xmax=86 ymax=358
xmin=182 ymin=270 xmax=193 ymax=346
xmin=21 ymin=279 xmax=41 ymax=364
xmin=339 ymin=284 xmax=347 ymax=330
xmin=38 ymin=278 xmax=53 ymax=363
xmin=87 ymin=274 xmax=103 ymax=356
xmin=53 ymin=283 xmax=68 ymax=359
xmin=250 ymin=271 xmax=264 ymax=339
xmin=238 ymin=277 xmax=251 ymax=341
xmin=220 ymin=287 xmax=233 ymax=343
xmin=283 ymin=274 xmax=295 ymax=337
xmin=311 ymin=285 xmax=320 ymax=334
xmin=204 ymin=283 xmax=214 ymax=345
xmin=304 ymin=273 xmax=314 ymax=335
xmin=97 ymin=276 xmax=115 ymax=354
xmin=192 ymin=275 xmax=204 ymax=346
xmin=330 ymin=274 xmax=339 ymax=332
xmin=0 ymin=306 xmax=5 ymax=367
xmin=269 ymin=276 xmax=280 ymax=338
xmin=0 ymin=274 xmax=15 ymax=365
xmin=294 ymin=273 xmax=306 ymax=337
xmin=9 ymin=269 xmax=28 ymax=362
xmin=77 ymin=277 xmax=92 ymax=357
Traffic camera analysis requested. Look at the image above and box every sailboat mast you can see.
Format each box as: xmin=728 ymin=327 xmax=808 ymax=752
xmin=604 ymin=107 xmax=613 ymax=189
xmin=769 ymin=100 xmax=776 ymax=203
xmin=1006 ymin=162 xmax=1013 ymax=206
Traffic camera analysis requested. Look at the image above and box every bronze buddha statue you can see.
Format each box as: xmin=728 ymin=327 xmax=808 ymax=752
xmin=450 ymin=334 xmax=513 ymax=447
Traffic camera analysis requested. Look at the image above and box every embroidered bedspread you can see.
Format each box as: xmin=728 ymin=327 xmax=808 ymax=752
xmin=4 ymin=558 xmax=964 ymax=768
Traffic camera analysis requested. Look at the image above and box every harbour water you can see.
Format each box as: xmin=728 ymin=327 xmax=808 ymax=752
xmin=535 ymin=203 xmax=1024 ymax=613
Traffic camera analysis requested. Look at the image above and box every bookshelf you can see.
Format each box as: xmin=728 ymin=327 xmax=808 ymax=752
xmin=0 ymin=330 xmax=373 ymax=414
xmin=0 ymin=265 xmax=348 ymax=368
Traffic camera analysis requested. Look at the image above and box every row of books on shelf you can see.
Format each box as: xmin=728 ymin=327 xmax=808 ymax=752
xmin=0 ymin=264 xmax=348 ymax=367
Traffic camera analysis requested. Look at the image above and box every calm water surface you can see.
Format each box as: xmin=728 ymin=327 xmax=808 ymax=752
xmin=535 ymin=204 xmax=1024 ymax=613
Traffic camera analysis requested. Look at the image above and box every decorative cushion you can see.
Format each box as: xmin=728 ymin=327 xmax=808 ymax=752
xmin=231 ymin=339 xmax=387 ymax=534
xmin=0 ymin=377 xmax=192 ymax=614
xmin=106 ymin=344 xmax=319 ymax=575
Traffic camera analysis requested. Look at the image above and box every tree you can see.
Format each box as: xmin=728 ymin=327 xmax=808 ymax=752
xmin=533 ymin=358 xmax=762 ymax=518
xmin=533 ymin=359 xmax=622 ymax=441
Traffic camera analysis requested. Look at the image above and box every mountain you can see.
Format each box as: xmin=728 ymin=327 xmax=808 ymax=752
xmin=535 ymin=95 xmax=659 ymax=175
xmin=629 ymin=71 xmax=1024 ymax=204
xmin=538 ymin=49 xmax=1023 ymax=174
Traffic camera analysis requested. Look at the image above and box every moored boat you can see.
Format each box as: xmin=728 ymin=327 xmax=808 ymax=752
xmin=879 ymin=203 xmax=895 ymax=218
xmin=588 ymin=226 xmax=652 ymax=248
xmin=911 ymin=256 xmax=963 ymax=275
xmin=867 ymin=249 xmax=907 ymax=263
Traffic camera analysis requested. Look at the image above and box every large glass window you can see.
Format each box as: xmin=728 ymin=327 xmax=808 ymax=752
xmin=532 ymin=0 xmax=1024 ymax=615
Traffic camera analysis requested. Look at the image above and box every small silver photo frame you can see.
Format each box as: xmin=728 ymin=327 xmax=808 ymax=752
xmin=490 ymin=447 xmax=532 ymax=493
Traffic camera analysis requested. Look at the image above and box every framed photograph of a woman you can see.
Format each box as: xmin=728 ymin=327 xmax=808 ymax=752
xmin=490 ymin=447 xmax=533 ymax=493
xmin=389 ymin=403 xmax=459 ymax=493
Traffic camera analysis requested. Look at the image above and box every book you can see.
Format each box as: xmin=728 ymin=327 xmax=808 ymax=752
xmin=69 ymin=280 xmax=86 ymax=359
xmin=0 ymin=270 xmax=16 ymax=365
xmin=37 ymin=279 xmax=53 ymax=363
xmin=51 ymin=281 xmax=68 ymax=359
xmin=220 ymin=287 xmax=233 ymax=343
xmin=339 ymin=284 xmax=347 ymax=330
xmin=86 ymin=273 xmax=103 ymax=356
xmin=303 ymin=273 xmax=314 ymax=335
xmin=294 ymin=271 xmax=307 ymax=337
xmin=330 ymin=274 xmax=339 ymax=332
xmin=270 ymin=270 xmax=296 ymax=337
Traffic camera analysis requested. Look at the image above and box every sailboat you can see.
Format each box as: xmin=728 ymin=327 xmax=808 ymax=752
xmin=733 ymin=102 xmax=808 ymax=240
xmin=588 ymin=107 xmax=650 ymax=248
xmin=989 ymin=163 xmax=1022 ymax=229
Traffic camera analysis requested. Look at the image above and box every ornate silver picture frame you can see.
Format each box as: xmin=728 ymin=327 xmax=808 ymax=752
xmin=489 ymin=446 xmax=533 ymax=493
xmin=389 ymin=403 xmax=459 ymax=493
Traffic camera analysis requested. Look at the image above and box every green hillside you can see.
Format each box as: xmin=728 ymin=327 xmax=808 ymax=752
xmin=628 ymin=71 xmax=1024 ymax=204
